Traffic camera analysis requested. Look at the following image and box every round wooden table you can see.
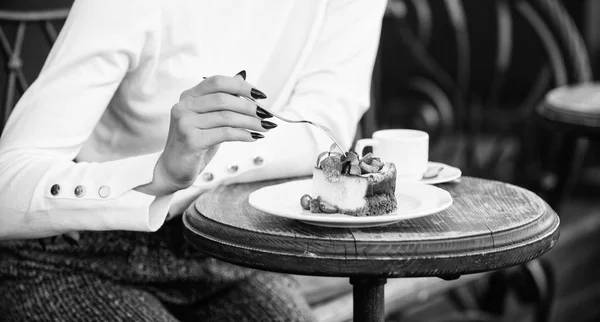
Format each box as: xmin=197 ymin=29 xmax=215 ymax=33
xmin=183 ymin=177 xmax=559 ymax=322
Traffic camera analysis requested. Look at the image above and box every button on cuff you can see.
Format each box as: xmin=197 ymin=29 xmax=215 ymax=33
xmin=74 ymin=185 xmax=86 ymax=198
xmin=227 ymin=164 xmax=239 ymax=173
xmin=50 ymin=184 xmax=61 ymax=196
xmin=98 ymin=185 xmax=111 ymax=198
xmin=202 ymin=172 xmax=214 ymax=181
xmin=253 ymin=156 xmax=264 ymax=165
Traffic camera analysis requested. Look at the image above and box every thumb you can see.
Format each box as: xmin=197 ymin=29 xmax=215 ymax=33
xmin=198 ymin=144 xmax=221 ymax=171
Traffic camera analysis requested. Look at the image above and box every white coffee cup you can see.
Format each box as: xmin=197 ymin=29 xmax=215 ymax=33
xmin=354 ymin=129 xmax=429 ymax=182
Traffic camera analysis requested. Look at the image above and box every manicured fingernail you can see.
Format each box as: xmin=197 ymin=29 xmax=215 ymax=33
xmin=256 ymin=106 xmax=273 ymax=119
xmin=261 ymin=120 xmax=277 ymax=130
xmin=251 ymin=132 xmax=264 ymax=139
xmin=235 ymin=70 xmax=246 ymax=80
xmin=251 ymin=88 xmax=267 ymax=99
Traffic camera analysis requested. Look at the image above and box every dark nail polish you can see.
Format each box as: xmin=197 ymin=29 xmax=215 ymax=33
xmin=251 ymin=132 xmax=264 ymax=139
xmin=261 ymin=120 xmax=277 ymax=130
xmin=235 ymin=70 xmax=246 ymax=80
xmin=256 ymin=106 xmax=273 ymax=119
xmin=251 ymin=88 xmax=267 ymax=99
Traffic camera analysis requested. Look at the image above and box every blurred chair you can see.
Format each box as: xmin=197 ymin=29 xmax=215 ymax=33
xmin=0 ymin=7 xmax=70 ymax=133
xmin=368 ymin=0 xmax=591 ymax=187
xmin=536 ymin=83 xmax=600 ymax=210
xmin=361 ymin=0 xmax=593 ymax=321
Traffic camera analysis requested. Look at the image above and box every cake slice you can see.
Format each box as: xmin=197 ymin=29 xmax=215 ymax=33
xmin=300 ymin=151 xmax=397 ymax=217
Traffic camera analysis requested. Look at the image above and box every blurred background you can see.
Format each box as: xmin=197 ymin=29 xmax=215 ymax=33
xmin=0 ymin=0 xmax=598 ymax=321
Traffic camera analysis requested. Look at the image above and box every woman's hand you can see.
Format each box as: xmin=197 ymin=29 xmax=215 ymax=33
xmin=137 ymin=72 xmax=275 ymax=196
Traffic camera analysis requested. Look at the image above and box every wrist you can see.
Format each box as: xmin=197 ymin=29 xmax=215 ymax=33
xmin=135 ymin=155 xmax=187 ymax=196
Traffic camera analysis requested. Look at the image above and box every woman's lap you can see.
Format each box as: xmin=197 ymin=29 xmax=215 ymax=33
xmin=0 ymin=269 xmax=313 ymax=322
xmin=0 ymin=272 xmax=179 ymax=322
xmin=0 ymin=219 xmax=315 ymax=321
xmin=170 ymin=272 xmax=314 ymax=322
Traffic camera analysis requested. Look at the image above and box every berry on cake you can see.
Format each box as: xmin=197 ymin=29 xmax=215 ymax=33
xmin=300 ymin=150 xmax=397 ymax=217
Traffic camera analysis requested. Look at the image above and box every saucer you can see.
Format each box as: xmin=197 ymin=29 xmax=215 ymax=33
xmin=419 ymin=162 xmax=462 ymax=185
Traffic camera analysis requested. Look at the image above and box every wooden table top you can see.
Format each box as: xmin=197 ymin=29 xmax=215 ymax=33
xmin=183 ymin=177 xmax=560 ymax=278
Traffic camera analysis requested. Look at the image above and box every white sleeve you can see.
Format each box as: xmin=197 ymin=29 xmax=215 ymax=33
xmin=0 ymin=0 xmax=171 ymax=240
xmin=186 ymin=0 xmax=387 ymax=200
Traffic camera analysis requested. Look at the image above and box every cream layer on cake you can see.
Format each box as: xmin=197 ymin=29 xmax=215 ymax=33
xmin=312 ymin=162 xmax=397 ymax=217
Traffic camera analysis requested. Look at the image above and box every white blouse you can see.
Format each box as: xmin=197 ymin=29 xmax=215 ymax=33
xmin=0 ymin=0 xmax=386 ymax=239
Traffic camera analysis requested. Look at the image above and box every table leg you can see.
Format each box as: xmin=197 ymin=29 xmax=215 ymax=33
xmin=350 ymin=277 xmax=387 ymax=322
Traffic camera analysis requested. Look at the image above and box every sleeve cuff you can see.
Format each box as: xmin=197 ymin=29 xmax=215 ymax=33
xmin=29 ymin=151 xmax=175 ymax=233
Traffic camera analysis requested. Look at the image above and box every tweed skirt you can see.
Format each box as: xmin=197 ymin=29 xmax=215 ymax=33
xmin=0 ymin=218 xmax=314 ymax=322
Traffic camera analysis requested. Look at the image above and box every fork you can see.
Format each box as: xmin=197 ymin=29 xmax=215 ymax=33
xmin=240 ymin=96 xmax=347 ymax=154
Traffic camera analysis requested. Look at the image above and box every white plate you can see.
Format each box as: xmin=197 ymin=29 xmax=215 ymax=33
xmin=419 ymin=162 xmax=462 ymax=185
xmin=248 ymin=179 xmax=453 ymax=228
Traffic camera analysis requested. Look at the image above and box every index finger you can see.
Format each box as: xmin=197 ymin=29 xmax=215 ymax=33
xmin=188 ymin=75 xmax=267 ymax=100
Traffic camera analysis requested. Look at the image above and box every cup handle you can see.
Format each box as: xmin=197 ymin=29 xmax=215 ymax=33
xmin=353 ymin=138 xmax=378 ymax=157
